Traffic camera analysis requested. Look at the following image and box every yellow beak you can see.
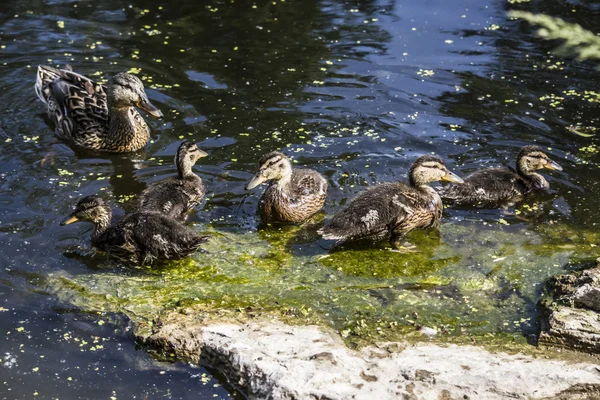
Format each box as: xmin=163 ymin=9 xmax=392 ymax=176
xmin=245 ymin=173 xmax=268 ymax=190
xmin=196 ymin=148 xmax=208 ymax=158
xmin=545 ymin=160 xmax=563 ymax=171
xmin=441 ymin=170 xmax=464 ymax=184
xmin=60 ymin=215 xmax=79 ymax=226
xmin=136 ymin=99 xmax=163 ymax=119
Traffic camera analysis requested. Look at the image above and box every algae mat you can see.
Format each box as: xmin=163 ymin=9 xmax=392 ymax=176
xmin=47 ymin=218 xmax=600 ymax=348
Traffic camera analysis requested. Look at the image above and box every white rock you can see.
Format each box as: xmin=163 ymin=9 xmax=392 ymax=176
xmin=144 ymin=319 xmax=600 ymax=399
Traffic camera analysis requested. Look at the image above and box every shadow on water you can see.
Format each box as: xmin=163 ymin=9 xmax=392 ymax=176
xmin=2 ymin=0 xmax=600 ymax=398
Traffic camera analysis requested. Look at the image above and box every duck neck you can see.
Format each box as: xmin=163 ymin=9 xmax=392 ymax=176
xmin=516 ymin=162 xmax=548 ymax=189
xmin=416 ymin=183 xmax=437 ymax=197
xmin=274 ymin=173 xmax=292 ymax=190
xmin=409 ymin=173 xmax=431 ymax=188
xmin=409 ymin=175 xmax=418 ymax=187
xmin=177 ymin=156 xmax=195 ymax=179
xmin=108 ymin=105 xmax=136 ymax=136
xmin=409 ymin=173 xmax=438 ymax=198
xmin=90 ymin=208 xmax=112 ymax=246
xmin=105 ymin=102 xmax=149 ymax=152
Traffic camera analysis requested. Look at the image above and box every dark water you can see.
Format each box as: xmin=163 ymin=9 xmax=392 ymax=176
xmin=2 ymin=0 xmax=600 ymax=398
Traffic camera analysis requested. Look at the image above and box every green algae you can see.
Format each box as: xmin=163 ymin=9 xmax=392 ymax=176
xmin=320 ymin=230 xmax=460 ymax=278
xmin=46 ymin=221 xmax=600 ymax=350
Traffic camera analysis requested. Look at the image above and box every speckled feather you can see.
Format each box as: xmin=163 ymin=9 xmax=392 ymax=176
xmin=35 ymin=65 xmax=150 ymax=152
xmin=438 ymin=167 xmax=529 ymax=206
xmin=319 ymin=182 xmax=442 ymax=241
xmin=139 ymin=176 xmax=206 ymax=221
xmin=319 ymin=155 xmax=457 ymax=248
xmin=259 ymin=169 xmax=327 ymax=223
xmin=63 ymin=196 xmax=208 ymax=265
xmin=95 ymin=212 xmax=208 ymax=265
xmin=138 ymin=142 xmax=207 ymax=221
xmin=248 ymin=151 xmax=327 ymax=223
xmin=438 ymin=146 xmax=558 ymax=207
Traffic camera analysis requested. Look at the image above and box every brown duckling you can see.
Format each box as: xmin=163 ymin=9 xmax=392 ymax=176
xmin=438 ymin=145 xmax=562 ymax=207
xmin=61 ymin=196 xmax=208 ymax=265
xmin=35 ymin=65 xmax=163 ymax=152
xmin=138 ymin=142 xmax=207 ymax=221
xmin=318 ymin=155 xmax=463 ymax=250
xmin=245 ymin=151 xmax=328 ymax=223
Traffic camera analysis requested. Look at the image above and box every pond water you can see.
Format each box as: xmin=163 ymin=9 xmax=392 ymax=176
xmin=2 ymin=0 xmax=600 ymax=398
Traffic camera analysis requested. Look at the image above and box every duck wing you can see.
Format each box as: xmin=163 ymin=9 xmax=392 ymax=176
xmin=439 ymin=167 xmax=526 ymax=205
xmin=35 ymin=65 xmax=108 ymax=141
xmin=125 ymin=213 xmax=209 ymax=263
xmin=138 ymin=176 xmax=206 ymax=221
xmin=319 ymin=182 xmax=415 ymax=241
xmin=289 ymin=170 xmax=328 ymax=205
xmin=94 ymin=222 xmax=140 ymax=264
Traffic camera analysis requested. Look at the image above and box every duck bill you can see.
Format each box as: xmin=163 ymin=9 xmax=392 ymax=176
xmin=245 ymin=174 xmax=267 ymax=190
xmin=137 ymin=99 xmax=163 ymax=119
xmin=60 ymin=214 xmax=79 ymax=226
xmin=545 ymin=160 xmax=563 ymax=171
xmin=196 ymin=149 xmax=208 ymax=158
xmin=441 ymin=171 xmax=464 ymax=184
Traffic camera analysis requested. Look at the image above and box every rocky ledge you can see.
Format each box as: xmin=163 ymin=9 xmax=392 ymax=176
xmin=539 ymin=264 xmax=600 ymax=354
xmin=137 ymin=313 xmax=600 ymax=400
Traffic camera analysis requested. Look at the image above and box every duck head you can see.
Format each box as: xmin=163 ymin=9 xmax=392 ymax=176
xmin=517 ymin=145 xmax=562 ymax=174
xmin=409 ymin=155 xmax=464 ymax=186
xmin=60 ymin=195 xmax=111 ymax=226
xmin=245 ymin=151 xmax=293 ymax=190
xmin=108 ymin=72 xmax=163 ymax=119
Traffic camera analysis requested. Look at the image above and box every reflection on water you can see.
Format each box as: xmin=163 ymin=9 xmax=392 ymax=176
xmin=1 ymin=0 xmax=600 ymax=398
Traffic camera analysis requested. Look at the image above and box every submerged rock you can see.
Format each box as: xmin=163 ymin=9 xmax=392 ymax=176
xmin=137 ymin=314 xmax=600 ymax=399
xmin=539 ymin=264 xmax=600 ymax=354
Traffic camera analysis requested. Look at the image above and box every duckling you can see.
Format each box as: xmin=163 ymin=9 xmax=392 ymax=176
xmin=318 ymin=155 xmax=463 ymax=250
xmin=438 ymin=145 xmax=562 ymax=207
xmin=138 ymin=142 xmax=208 ymax=221
xmin=61 ymin=196 xmax=208 ymax=265
xmin=35 ymin=65 xmax=163 ymax=152
xmin=245 ymin=151 xmax=328 ymax=223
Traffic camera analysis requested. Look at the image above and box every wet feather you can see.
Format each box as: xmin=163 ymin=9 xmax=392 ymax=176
xmin=319 ymin=155 xmax=460 ymax=249
xmin=34 ymin=65 xmax=162 ymax=152
xmin=438 ymin=145 xmax=562 ymax=207
xmin=138 ymin=142 xmax=207 ymax=221
xmin=246 ymin=151 xmax=328 ymax=223
xmin=61 ymin=196 xmax=208 ymax=265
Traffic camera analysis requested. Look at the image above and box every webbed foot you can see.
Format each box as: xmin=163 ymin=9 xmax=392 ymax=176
xmin=389 ymin=241 xmax=419 ymax=253
xmin=40 ymin=146 xmax=56 ymax=166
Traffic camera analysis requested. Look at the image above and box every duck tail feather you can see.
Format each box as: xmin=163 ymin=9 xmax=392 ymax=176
xmin=34 ymin=65 xmax=62 ymax=105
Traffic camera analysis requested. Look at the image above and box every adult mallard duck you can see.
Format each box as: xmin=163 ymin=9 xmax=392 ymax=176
xmin=318 ymin=155 xmax=463 ymax=250
xmin=61 ymin=195 xmax=208 ymax=265
xmin=35 ymin=65 xmax=163 ymax=152
xmin=138 ymin=141 xmax=208 ymax=221
xmin=438 ymin=145 xmax=562 ymax=207
xmin=245 ymin=151 xmax=328 ymax=223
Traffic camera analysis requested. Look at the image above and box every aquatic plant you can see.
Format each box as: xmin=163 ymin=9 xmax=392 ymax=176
xmin=47 ymin=220 xmax=600 ymax=348
xmin=509 ymin=11 xmax=600 ymax=63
